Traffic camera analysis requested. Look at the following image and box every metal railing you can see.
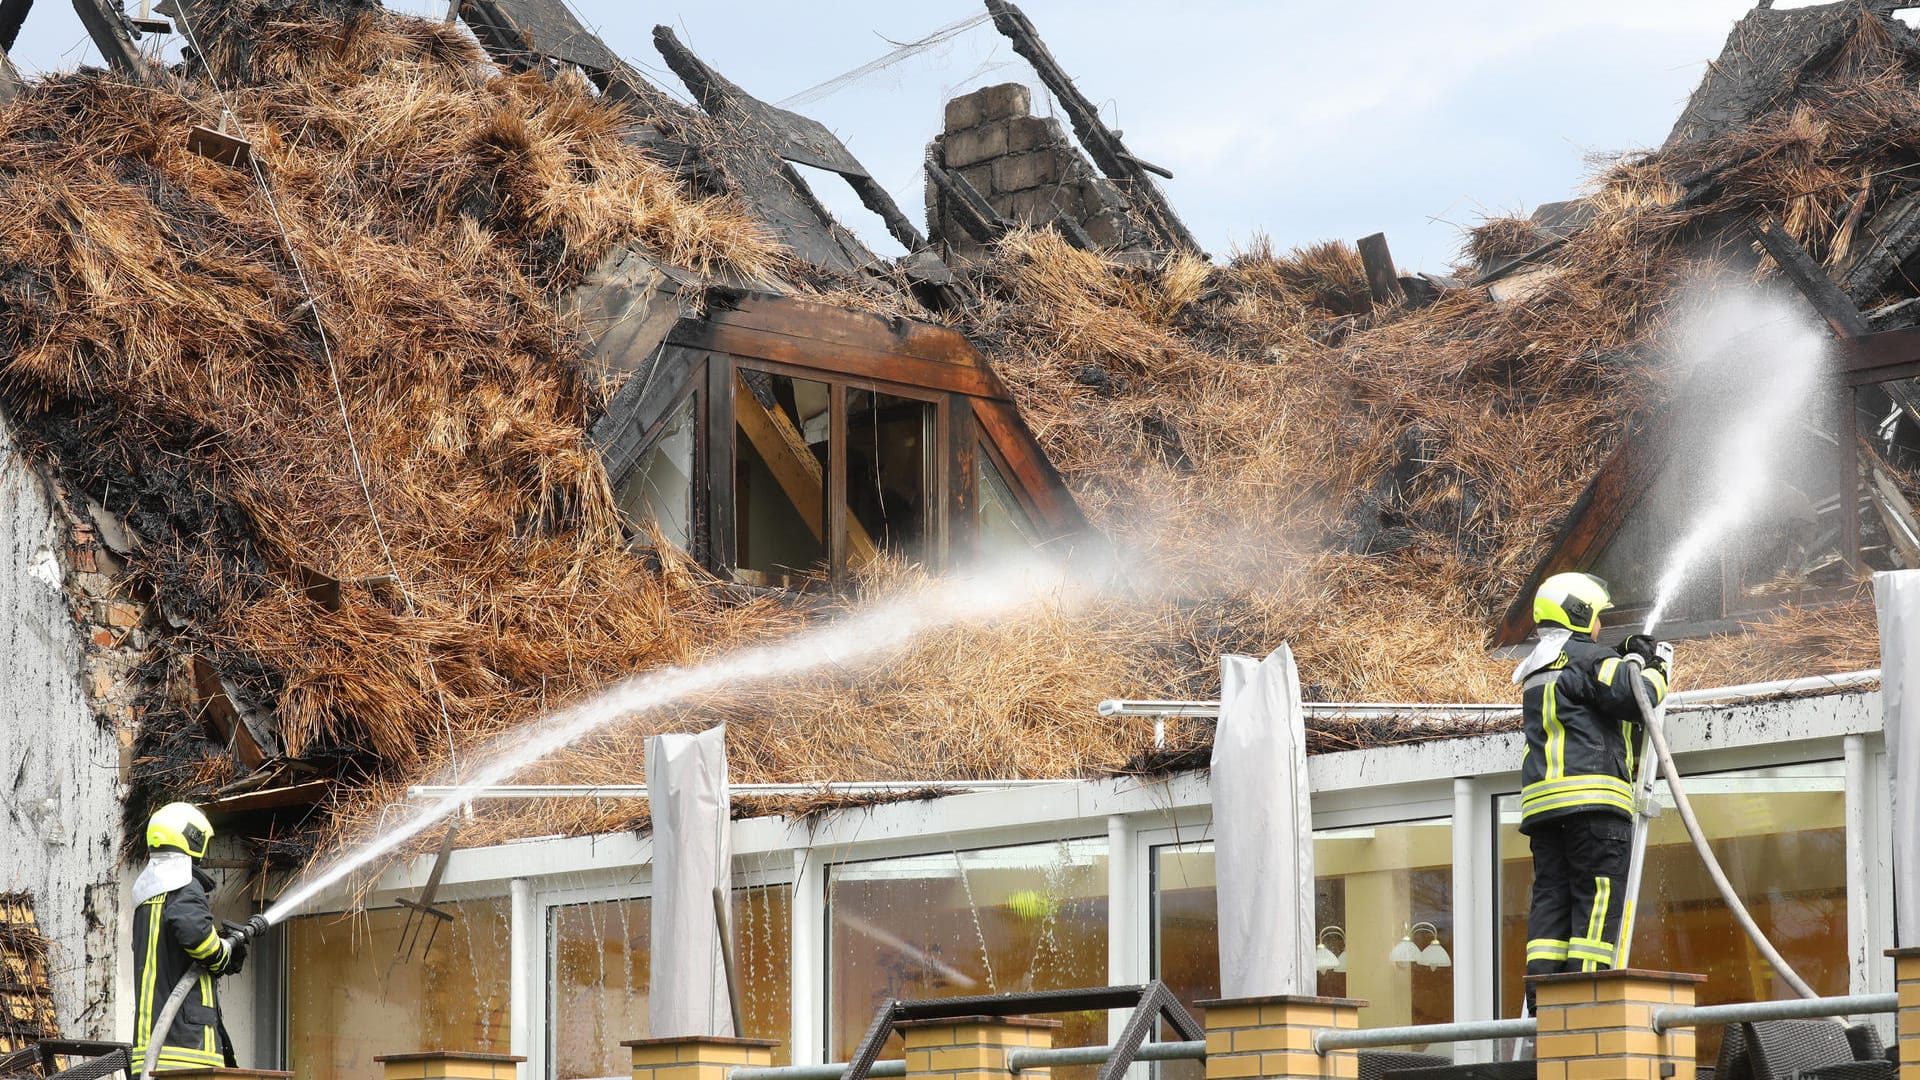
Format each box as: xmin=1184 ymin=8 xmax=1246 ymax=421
xmin=729 ymin=1041 xmax=1207 ymax=1080
xmin=1652 ymin=993 xmax=1899 ymax=1033
xmin=1008 ymin=1041 xmax=1206 ymax=1071
xmin=1313 ymin=1017 xmax=1536 ymax=1054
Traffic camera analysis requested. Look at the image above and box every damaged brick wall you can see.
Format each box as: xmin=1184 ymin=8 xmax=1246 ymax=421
xmin=0 ymin=412 xmax=130 ymax=1042
xmin=925 ymin=82 xmax=1145 ymax=260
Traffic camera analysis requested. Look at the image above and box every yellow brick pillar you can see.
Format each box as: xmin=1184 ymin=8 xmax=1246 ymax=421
xmin=1530 ymin=970 xmax=1702 ymax=1080
xmin=1890 ymin=948 xmax=1920 ymax=1080
xmin=899 ymin=1016 xmax=1058 ymax=1080
xmin=375 ymin=1051 xmax=525 ymax=1080
xmin=1199 ymin=994 xmax=1366 ymax=1080
xmin=623 ymin=1036 xmax=779 ymax=1080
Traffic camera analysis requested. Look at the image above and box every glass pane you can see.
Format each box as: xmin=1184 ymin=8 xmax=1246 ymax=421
xmin=288 ymin=899 xmax=511 ymax=1080
xmin=615 ymin=393 xmax=697 ymax=551
xmin=550 ymin=887 xmax=792 ymax=1078
xmin=1497 ymin=761 xmax=1847 ymax=1065
xmin=828 ymin=840 xmax=1108 ymax=1068
xmin=736 ymin=371 xmax=832 ymax=581
xmin=1861 ymin=381 xmax=1920 ymax=571
xmin=846 ymin=388 xmax=934 ymax=566
xmin=978 ymin=447 xmax=1038 ymax=553
xmin=551 ymin=897 xmax=650 ymax=1080
xmin=1150 ymin=820 xmax=1457 ymax=1080
xmin=732 ymin=884 xmax=794 ymax=1062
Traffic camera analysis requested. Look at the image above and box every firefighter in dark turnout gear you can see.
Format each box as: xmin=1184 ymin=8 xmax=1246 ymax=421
xmin=1516 ymin=573 xmax=1669 ymax=1007
xmin=132 ymin=802 xmax=247 ymax=1071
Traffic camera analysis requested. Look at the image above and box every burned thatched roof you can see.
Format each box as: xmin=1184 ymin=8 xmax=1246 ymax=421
xmin=0 ymin=0 xmax=1909 ymax=863
xmin=1665 ymin=0 xmax=1920 ymax=148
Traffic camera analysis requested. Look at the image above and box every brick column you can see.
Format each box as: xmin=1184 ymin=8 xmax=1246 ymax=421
xmin=1530 ymin=970 xmax=1703 ymax=1080
xmin=375 ymin=1051 xmax=525 ymax=1080
xmin=899 ymin=1017 xmax=1057 ymax=1080
xmin=623 ymin=1036 xmax=779 ymax=1080
xmin=1890 ymin=948 xmax=1920 ymax=1080
xmin=1198 ymin=994 xmax=1366 ymax=1080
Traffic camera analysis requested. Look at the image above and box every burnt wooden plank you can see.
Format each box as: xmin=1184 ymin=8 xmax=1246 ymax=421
xmin=1837 ymin=192 xmax=1920 ymax=301
xmin=1494 ymin=413 xmax=1677 ymax=646
xmin=985 ymin=0 xmax=1200 ymax=254
xmin=592 ymin=344 xmax=707 ymax=485
xmin=457 ymin=0 xmax=618 ymax=73
xmin=677 ymin=321 xmax=1006 ymax=400
xmin=925 ymin=149 xmax=1011 ymax=244
xmin=1751 ymin=216 xmax=1872 ymax=337
xmin=0 ymin=0 xmax=28 ymax=52
xmin=200 ymin=778 xmax=332 ymax=815
xmin=705 ymin=355 xmax=737 ymax=573
xmin=705 ymin=292 xmax=1003 ymax=375
xmin=69 ymin=0 xmax=150 ymax=79
xmin=1356 ymin=233 xmax=1406 ymax=307
xmin=653 ymin=26 xmax=875 ymax=273
xmin=1840 ymin=326 xmax=1920 ymax=384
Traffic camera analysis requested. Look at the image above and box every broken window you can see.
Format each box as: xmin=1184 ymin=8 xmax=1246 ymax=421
xmin=735 ymin=370 xmax=833 ymax=584
xmin=614 ymin=392 xmax=698 ymax=552
xmin=593 ymin=296 xmax=1083 ymax=589
xmin=977 ymin=444 xmax=1039 ymax=553
xmin=287 ymin=900 xmax=512 ymax=1080
xmin=845 ymin=388 xmax=934 ymax=566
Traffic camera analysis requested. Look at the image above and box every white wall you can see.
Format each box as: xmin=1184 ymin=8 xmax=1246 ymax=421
xmin=0 ymin=413 xmax=128 ymax=1039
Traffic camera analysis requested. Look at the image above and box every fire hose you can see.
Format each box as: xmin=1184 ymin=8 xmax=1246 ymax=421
xmin=1621 ymin=654 xmax=1817 ymax=1000
xmin=137 ymin=914 xmax=271 ymax=1080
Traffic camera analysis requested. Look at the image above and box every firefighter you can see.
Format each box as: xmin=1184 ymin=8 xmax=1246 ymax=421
xmin=1515 ymin=572 xmax=1670 ymax=1008
xmin=132 ymin=802 xmax=246 ymax=1071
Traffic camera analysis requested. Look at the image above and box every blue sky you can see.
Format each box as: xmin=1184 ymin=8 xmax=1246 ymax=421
xmin=1 ymin=2 xmax=1850 ymax=271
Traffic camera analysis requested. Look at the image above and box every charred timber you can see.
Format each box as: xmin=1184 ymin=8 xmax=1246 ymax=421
xmin=984 ymin=0 xmax=1201 ymax=255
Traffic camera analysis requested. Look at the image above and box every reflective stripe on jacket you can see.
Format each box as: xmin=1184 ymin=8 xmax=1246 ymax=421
xmin=131 ymin=866 xmax=231 ymax=1069
xmin=1519 ymin=635 xmax=1668 ymax=834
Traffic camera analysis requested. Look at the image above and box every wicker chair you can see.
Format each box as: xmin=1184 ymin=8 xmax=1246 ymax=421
xmin=1714 ymin=1020 xmax=1755 ymax=1080
xmin=35 ymin=1041 xmax=131 ymax=1080
xmin=1741 ymin=1020 xmax=1859 ymax=1080
xmin=1359 ymin=1049 xmax=1451 ymax=1080
xmin=1379 ymin=1061 xmax=1538 ymax=1080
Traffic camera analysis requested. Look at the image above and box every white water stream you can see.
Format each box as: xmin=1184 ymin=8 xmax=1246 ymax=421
xmin=261 ymin=556 xmax=1093 ymax=926
xmin=1642 ymin=289 xmax=1834 ymax=634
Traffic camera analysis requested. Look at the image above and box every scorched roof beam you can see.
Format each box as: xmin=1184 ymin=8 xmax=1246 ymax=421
xmin=70 ymin=0 xmax=155 ymax=81
xmin=984 ymin=0 xmax=1200 ymax=255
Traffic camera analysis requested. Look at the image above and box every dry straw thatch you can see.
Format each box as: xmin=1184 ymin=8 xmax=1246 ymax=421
xmin=0 ymin=4 xmax=1905 ymax=863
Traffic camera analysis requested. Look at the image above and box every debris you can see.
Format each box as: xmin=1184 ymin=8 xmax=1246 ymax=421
xmin=1355 ymin=232 xmax=1406 ymax=307
xmin=985 ymin=0 xmax=1201 ymax=254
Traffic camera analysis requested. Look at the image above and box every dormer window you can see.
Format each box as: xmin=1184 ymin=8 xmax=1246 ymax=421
xmin=594 ymin=293 xmax=1081 ymax=587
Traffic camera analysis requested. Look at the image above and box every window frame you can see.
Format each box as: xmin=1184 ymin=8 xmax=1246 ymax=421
xmin=726 ymin=358 xmax=951 ymax=585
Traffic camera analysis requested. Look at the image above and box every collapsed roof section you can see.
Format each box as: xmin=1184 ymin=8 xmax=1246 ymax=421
xmin=1664 ymin=0 xmax=1920 ymax=148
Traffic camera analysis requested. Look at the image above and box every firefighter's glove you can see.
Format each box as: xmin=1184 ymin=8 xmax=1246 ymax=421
xmin=1621 ymin=634 xmax=1671 ymax=678
xmin=213 ymin=933 xmax=247 ymax=977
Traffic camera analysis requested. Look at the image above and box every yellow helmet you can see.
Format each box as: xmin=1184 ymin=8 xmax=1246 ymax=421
xmin=1534 ymin=572 xmax=1612 ymax=637
xmin=147 ymin=802 xmax=213 ymax=859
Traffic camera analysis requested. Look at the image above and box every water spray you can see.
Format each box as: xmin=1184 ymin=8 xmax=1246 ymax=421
xmin=1615 ymin=287 xmax=1831 ymax=1002
xmin=139 ymin=557 xmax=1090 ymax=1079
